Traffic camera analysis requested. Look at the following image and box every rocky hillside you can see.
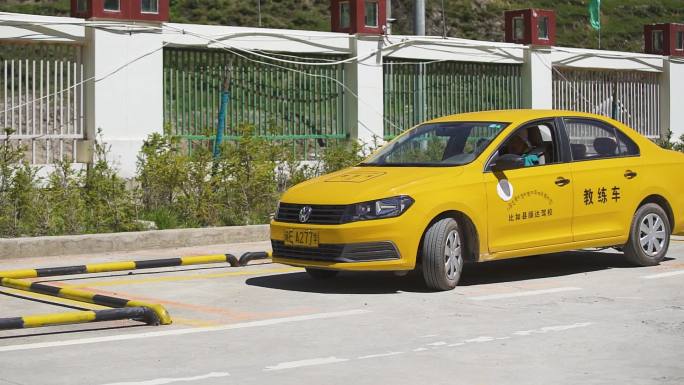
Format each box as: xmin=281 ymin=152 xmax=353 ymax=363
xmin=1 ymin=0 xmax=682 ymax=52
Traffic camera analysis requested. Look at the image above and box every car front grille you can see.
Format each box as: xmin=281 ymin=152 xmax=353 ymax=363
xmin=275 ymin=203 xmax=347 ymax=225
xmin=271 ymin=240 xmax=400 ymax=263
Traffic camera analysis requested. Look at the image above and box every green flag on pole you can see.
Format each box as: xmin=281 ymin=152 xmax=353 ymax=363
xmin=589 ymin=0 xmax=601 ymax=30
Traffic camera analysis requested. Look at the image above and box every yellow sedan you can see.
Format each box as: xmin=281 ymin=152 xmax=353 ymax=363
xmin=270 ymin=110 xmax=684 ymax=290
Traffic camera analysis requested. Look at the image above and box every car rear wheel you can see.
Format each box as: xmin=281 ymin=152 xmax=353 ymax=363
xmin=623 ymin=203 xmax=670 ymax=266
xmin=305 ymin=268 xmax=339 ymax=280
xmin=422 ymin=218 xmax=463 ymax=291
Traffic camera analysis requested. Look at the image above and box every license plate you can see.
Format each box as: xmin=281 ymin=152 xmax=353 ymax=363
xmin=284 ymin=229 xmax=320 ymax=248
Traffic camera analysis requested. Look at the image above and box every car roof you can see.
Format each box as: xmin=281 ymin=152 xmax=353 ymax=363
xmin=426 ymin=109 xmax=613 ymax=125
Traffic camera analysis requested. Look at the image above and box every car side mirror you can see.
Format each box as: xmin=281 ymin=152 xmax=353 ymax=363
xmin=491 ymin=154 xmax=525 ymax=171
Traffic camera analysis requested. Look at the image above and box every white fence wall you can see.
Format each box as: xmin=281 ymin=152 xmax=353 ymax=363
xmin=0 ymin=12 xmax=682 ymax=177
xmin=0 ymin=43 xmax=84 ymax=163
xmin=552 ymin=68 xmax=661 ymax=138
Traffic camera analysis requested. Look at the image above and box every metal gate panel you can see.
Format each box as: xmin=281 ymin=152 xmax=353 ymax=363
xmin=552 ymin=68 xmax=661 ymax=138
xmin=163 ymin=48 xmax=348 ymax=158
xmin=0 ymin=43 xmax=84 ymax=164
xmin=383 ymin=60 xmax=523 ymax=139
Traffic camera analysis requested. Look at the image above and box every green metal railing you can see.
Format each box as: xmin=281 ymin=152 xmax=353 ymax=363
xmin=383 ymin=60 xmax=523 ymax=139
xmin=163 ymin=48 xmax=348 ymax=158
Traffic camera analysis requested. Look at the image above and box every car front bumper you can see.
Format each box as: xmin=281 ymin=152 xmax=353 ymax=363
xmin=270 ymin=216 xmax=421 ymax=271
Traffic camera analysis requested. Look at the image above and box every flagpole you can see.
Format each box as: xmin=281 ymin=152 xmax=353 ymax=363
xmin=598 ymin=10 xmax=601 ymax=49
xmin=589 ymin=0 xmax=602 ymax=49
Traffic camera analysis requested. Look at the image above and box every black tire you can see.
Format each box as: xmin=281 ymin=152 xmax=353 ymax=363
xmin=305 ymin=268 xmax=339 ymax=280
xmin=623 ymin=203 xmax=670 ymax=266
xmin=421 ymin=217 xmax=464 ymax=291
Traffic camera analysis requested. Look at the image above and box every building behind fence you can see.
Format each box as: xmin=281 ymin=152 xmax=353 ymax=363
xmin=0 ymin=12 xmax=682 ymax=177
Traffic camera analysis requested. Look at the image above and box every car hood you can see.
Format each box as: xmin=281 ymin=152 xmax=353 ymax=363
xmin=281 ymin=166 xmax=465 ymax=204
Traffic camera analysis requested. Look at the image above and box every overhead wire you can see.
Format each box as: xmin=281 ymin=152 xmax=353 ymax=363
xmin=1 ymin=19 xmax=400 ymax=141
xmin=0 ymin=15 xmax=659 ymax=144
xmin=0 ymin=42 xmax=170 ymax=127
xmin=531 ymin=50 xmax=595 ymax=110
xmin=164 ymin=28 xmax=393 ymax=139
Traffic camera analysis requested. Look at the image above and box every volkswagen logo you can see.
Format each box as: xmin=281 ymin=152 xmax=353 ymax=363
xmin=299 ymin=206 xmax=313 ymax=223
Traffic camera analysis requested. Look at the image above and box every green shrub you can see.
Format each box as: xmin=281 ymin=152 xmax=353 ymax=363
xmin=135 ymin=125 xmax=375 ymax=228
xmin=82 ymin=136 xmax=140 ymax=233
xmin=213 ymin=125 xmax=281 ymax=225
xmin=4 ymin=162 xmax=43 ymax=237
xmin=44 ymin=161 xmax=87 ymax=235
xmin=1 ymin=124 xmax=378 ymax=237
xmin=176 ymin=143 xmax=219 ymax=227
xmin=0 ymin=129 xmax=42 ymax=237
xmin=137 ymin=132 xmax=189 ymax=211
xmin=139 ymin=207 xmax=181 ymax=230
xmin=657 ymin=130 xmax=684 ymax=153
xmin=0 ymin=129 xmax=140 ymax=238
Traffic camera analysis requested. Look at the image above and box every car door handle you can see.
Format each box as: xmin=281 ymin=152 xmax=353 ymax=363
xmin=555 ymin=177 xmax=571 ymax=187
xmin=624 ymin=170 xmax=637 ymax=179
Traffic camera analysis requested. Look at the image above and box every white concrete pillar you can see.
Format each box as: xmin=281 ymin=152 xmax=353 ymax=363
xmin=345 ymin=35 xmax=384 ymax=147
xmin=522 ymin=47 xmax=553 ymax=109
xmin=660 ymin=58 xmax=684 ymax=142
xmin=84 ymin=27 xmax=164 ymax=178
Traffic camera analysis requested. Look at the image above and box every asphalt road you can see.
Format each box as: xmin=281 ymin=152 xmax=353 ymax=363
xmin=0 ymin=238 xmax=683 ymax=385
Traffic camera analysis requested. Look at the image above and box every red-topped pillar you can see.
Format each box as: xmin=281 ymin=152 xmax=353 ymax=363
xmin=504 ymin=9 xmax=556 ymax=46
xmin=71 ymin=0 xmax=169 ymax=22
xmin=331 ymin=0 xmax=387 ymax=35
xmin=645 ymin=23 xmax=684 ymax=57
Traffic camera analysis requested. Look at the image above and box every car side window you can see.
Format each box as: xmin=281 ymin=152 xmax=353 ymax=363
xmin=615 ymin=129 xmax=640 ymax=156
xmin=498 ymin=122 xmax=558 ymax=166
xmin=564 ymin=118 xmax=634 ymax=161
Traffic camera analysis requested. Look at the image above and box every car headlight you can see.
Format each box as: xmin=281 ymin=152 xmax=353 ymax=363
xmin=343 ymin=196 xmax=414 ymax=222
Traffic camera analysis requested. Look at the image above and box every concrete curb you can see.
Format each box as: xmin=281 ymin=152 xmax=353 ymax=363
xmin=0 ymin=225 xmax=270 ymax=259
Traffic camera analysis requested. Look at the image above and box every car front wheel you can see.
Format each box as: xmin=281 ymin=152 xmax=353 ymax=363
xmin=623 ymin=203 xmax=670 ymax=266
xmin=422 ymin=217 xmax=464 ymax=291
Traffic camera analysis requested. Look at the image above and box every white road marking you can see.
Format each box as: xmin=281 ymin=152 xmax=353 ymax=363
xmin=357 ymin=352 xmax=404 ymax=360
xmin=469 ymin=287 xmax=582 ymax=301
xmin=641 ymin=270 xmax=684 ymax=280
xmin=513 ymin=322 xmax=593 ymax=336
xmin=465 ymin=336 xmax=496 ymax=343
xmin=419 ymin=334 xmax=439 ymax=338
xmin=264 ymin=357 xmax=348 ymax=371
xmin=99 ymin=372 xmax=230 ymax=385
xmin=0 ymin=309 xmax=370 ymax=353
xmin=258 ymin=321 xmax=596 ymax=371
xmin=447 ymin=336 xmax=507 ymax=347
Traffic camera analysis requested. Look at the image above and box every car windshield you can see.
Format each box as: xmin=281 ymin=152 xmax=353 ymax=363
xmin=361 ymin=121 xmax=508 ymax=167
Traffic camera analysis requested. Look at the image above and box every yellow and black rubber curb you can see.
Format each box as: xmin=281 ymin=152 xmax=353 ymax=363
xmin=0 ymin=307 xmax=160 ymax=330
xmin=0 ymin=251 xmax=273 ymax=330
xmin=0 ymin=253 xmax=242 ymax=280
xmin=0 ymin=277 xmax=172 ymax=325
xmin=238 ymin=251 xmax=272 ymax=266
xmin=0 ymin=251 xmax=273 ymax=281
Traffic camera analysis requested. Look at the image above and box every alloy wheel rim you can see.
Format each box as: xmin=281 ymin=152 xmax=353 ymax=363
xmin=444 ymin=229 xmax=462 ymax=280
xmin=639 ymin=213 xmax=667 ymax=257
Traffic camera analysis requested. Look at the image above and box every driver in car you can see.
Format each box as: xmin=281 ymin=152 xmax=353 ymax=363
xmin=507 ymin=129 xmax=540 ymax=167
